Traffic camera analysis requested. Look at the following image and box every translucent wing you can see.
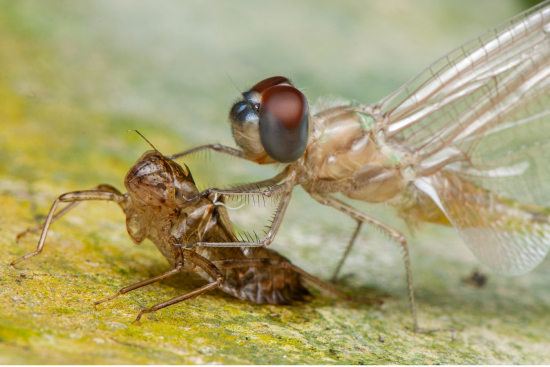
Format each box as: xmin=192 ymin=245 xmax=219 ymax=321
xmin=379 ymin=1 xmax=550 ymax=275
xmin=416 ymin=172 xmax=550 ymax=276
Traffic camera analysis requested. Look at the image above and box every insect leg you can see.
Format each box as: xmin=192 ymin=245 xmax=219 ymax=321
xmin=182 ymin=189 xmax=292 ymax=248
xmin=16 ymin=184 xmax=126 ymax=242
xmin=330 ymin=220 xmax=363 ymax=283
xmin=169 ymin=144 xmax=246 ymax=161
xmin=227 ymin=166 xmax=290 ymax=191
xmin=134 ymin=249 xmax=223 ymax=321
xmin=94 ymin=262 xmax=185 ymax=306
xmin=194 ymin=177 xmax=292 ymax=200
xmin=214 ymin=258 xmax=382 ymax=305
xmin=176 ymin=174 xmax=296 ymax=248
xmin=10 ymin=189 xmax=127 ymax=269
xmin=310 ymin=193 xmax=455 ymax=335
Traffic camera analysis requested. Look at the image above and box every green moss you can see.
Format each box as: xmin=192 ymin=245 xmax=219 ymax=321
xmin=0 ymin=324 xmax=39 ymax=344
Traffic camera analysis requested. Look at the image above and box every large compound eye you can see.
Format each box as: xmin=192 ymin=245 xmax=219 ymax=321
xmin=250 ymin=76 xmax=291 ymax=93
xmin=258 ymin=84 xmax=309 ymax=163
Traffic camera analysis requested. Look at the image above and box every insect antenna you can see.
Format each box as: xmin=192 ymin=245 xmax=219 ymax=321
xmin=128 ymin=130 xmax=159 ymax=152
xmin=226 ymin=72 xmax=242 ymax=94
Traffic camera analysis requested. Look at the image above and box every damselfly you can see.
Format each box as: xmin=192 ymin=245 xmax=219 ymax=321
xmin=172 ymin=1 xmax=550 ymax=333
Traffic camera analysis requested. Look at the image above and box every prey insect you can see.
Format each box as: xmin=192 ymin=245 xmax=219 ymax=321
xmin=171 ymin=2 xmax=550 ymax=333
xmin=11 ymin=132 xmax=379 ymax=321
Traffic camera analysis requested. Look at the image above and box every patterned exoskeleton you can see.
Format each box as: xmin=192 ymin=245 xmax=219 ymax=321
xmin=12 ymin=138 xmax=375 ymax=320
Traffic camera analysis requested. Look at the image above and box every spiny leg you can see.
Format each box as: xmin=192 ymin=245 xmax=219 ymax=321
xmin=331 ymin=220 xmax=363 ymax=283
xmin=176 ymin=174 xmax=296 ymax=249
xmin=94 ymin=263 xmax=185 ymax=306
xmin=135 ymin=249 xmax=223 ymax=321
xmin=187 ymin=190 xmax=290 ymax=248
xmin=16 ymin=184 xmax=126 ymax=242
xmin=169 ymin=144 xmax=246 ymax=161
xmin=214 ymin=258 xmax=383 ymax=305
xmin=10 ymin=189 xmax=127 ymax=269
xmin=194 ymin=171 xmax=293 ymax=200
xmin=311 ymin=193 xmax=455 ymax=335
xmin=170 ymin=143 xmax=291 ymax=206
xmin=226 ymin=166 xmax=290 ymax=191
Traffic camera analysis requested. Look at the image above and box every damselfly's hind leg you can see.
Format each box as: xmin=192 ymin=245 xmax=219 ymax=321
xmin=311 ymin=193 xmax=455 ymax=336
xmin=10 ymin=187 xmax=127 ymax=269
xmin=134 ymin=249 xmax=224 ymax=321
xmin=331 ymin=220 xmax=363 ymax=283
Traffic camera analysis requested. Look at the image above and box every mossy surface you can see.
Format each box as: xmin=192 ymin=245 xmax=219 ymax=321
xmin=1 ymin=1 xmax=550 ymax=364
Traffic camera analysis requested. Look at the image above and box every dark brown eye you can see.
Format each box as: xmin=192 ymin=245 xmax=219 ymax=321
xmin=250 ymin=76 xmax=291 ymax=94
xmin=258 ymin=84 xmax=309 ymax=163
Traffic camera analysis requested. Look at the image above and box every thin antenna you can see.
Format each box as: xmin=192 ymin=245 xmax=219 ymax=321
xmin=128 ymin=130 xmax=158 ymax=152
xmin=226 ymin=72 xmax=241 ymax=94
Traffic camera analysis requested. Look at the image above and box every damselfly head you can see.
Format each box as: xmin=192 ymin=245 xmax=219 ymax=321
xmin=229 ymin=76 xmax=310 ymax=164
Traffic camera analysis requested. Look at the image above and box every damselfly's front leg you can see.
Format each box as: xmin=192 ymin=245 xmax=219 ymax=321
xmin=134 ymin=249 xmax=224 ymax=321
xmin=169 ymin=144 xmax=246 ymax=161
xmin=176 ymin=172 xmax=297 ymax=249
xmin=10 ymin=188 xmax=127 ymax=269
xmin=310 ymin=193 xmax=455 ymax=336
xmin=214 ymin=258 xmax=383 ymax=305
xmin=228 ymin=166 xmax=290 ymax=191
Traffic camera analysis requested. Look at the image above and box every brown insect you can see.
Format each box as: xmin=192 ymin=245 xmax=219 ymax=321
xmin=169 ymin=3 xmax=550 ymax=333
xmin=11 ymin=132 xmax=379 ymax=320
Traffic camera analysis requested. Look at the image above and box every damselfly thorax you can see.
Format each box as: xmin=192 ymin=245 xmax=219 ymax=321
xmin=299 ymin=102 xmax=448 ymax=225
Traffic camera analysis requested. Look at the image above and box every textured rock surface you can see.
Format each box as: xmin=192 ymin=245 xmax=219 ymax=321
xmin=1 ymin=1 xmax=550 ymax=364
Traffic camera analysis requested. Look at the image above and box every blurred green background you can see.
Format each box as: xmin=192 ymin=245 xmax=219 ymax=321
xmin=1 ymin=0 xmax=550 ymax=364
